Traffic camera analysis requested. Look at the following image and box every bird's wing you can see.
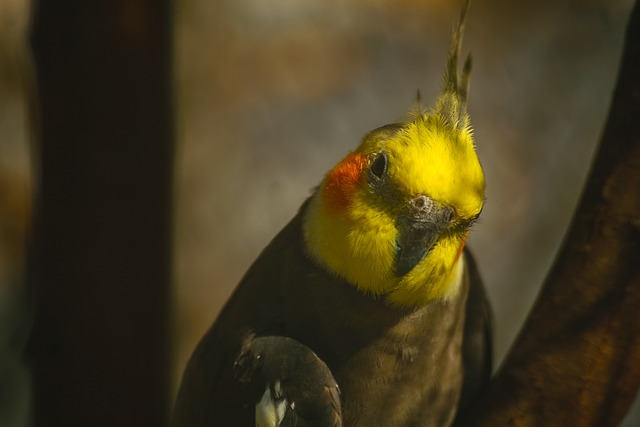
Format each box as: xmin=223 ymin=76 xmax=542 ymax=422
xmin=235 ymin=334 xmax=342 ymax=427
xmin=454 ymin=248 xmax=493 ymax=420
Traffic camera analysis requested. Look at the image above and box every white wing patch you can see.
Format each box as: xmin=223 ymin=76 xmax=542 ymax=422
xmin=255 ymin=381 xmax=288 ymax=427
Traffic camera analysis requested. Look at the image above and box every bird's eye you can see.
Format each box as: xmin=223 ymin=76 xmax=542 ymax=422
xmin=370 ymin=152 xmax=388 ymax=179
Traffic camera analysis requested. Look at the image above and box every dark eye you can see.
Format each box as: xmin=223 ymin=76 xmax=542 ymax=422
xmin=370 ymin=152 xmax=387 ymax=179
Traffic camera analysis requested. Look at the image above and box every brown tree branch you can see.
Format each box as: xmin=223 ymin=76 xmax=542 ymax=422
xmin=27 ymin=1 xmax=173 ymax=425
xmin=463 ymin=1 xmax=640 ymax=426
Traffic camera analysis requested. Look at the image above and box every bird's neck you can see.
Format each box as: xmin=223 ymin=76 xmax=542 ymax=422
xmin=302 ymin=189 xmax=466 ymax=306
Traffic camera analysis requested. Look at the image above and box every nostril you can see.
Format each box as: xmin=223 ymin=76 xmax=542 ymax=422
xmin=410 ymin=195 xmax=433 ymax=215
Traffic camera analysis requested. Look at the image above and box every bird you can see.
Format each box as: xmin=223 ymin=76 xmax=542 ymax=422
xmin=173 ymin=0 xmax=491 ymax=425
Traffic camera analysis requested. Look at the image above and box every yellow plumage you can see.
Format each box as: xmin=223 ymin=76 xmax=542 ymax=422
xmin=304 ymin=110 xmax=484 ymax=306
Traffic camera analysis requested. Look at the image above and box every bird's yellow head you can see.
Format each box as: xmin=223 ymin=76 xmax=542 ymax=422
xmin=303 ymin=0 xmax=484 ymax=306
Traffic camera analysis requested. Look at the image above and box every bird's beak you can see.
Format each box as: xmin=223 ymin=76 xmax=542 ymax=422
xmin=395 ymin=195 xmax=453 ymax=277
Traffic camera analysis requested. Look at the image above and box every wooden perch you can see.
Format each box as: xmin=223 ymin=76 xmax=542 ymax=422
xmin=461 ymin=1 xmax=640 ymax=426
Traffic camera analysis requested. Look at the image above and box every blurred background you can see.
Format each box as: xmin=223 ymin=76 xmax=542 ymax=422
xmin=0 ymin=0 xmax=33 ymax=426
xmin=1 ymin=0 xmax=638 ymax=425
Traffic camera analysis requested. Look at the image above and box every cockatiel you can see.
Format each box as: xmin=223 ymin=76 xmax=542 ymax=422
xmin=173 ymin=1 xmax=491 ymax=426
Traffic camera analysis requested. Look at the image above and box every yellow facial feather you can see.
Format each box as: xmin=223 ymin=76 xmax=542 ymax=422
xmin=303 ymin=112 xmax=485 ymax=306
xmin=388 ymin=115 xmax=484 ymax=219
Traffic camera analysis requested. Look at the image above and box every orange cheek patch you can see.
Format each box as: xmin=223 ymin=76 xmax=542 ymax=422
xmin=323 ymin=152 xmax=368 ymax=213
xmin=455 ymin=233 xmax=468 ymax=262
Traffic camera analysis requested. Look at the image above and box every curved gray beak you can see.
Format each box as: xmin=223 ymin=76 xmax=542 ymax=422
xmin=395 ymin=195 xmax=453 ymax=277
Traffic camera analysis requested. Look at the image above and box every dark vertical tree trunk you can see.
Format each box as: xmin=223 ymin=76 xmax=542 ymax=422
xmin=27 ymin=1 xmax=173 ymax=426
xmin=462 ymin=1 xmax=640 ymax=425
